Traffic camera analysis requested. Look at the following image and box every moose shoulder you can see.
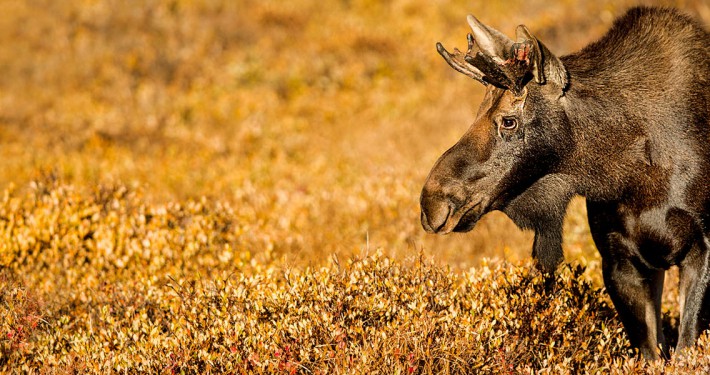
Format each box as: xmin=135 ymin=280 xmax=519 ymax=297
xmin=420 ymin=7 xmax=709 ymax=359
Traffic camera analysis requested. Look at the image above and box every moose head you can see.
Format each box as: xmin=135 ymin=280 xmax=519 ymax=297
xmin=420 ymin=15 xmax=572 ymax=239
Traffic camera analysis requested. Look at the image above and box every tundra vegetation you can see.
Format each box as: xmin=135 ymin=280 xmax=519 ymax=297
xmin=1 ymin=0 xmax=709 ymax=373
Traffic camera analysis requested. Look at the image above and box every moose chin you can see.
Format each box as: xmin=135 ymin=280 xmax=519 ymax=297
xmin=420 ymin=6 xmax=709 ymax=360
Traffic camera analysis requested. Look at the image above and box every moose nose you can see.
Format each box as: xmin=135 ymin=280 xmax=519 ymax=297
xmin=420 ymin=192 xmax=451 ymax=233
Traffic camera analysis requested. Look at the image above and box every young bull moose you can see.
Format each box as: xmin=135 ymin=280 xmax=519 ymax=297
xmin=420 ymin=7 xmax=709 ymax=359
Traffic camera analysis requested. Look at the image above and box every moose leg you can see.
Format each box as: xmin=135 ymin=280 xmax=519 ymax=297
xmin=601 ymin=255 xmax=667 ymax=359
xmin=532 ymin=227 xmax=563 ymax=274
xmin=588 ymin=201 xmax=667 ymax=359
xmin=502 ymin=174 xmax=573 ymax=273
xmin=677 ymin=240 xmax=710 ymax=351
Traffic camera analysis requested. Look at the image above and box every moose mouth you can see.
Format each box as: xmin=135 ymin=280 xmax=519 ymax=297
xmin=435 ymin=199 xmax=487 ymax=234
xmin=452 ymin=203 xmax=484 ymax=232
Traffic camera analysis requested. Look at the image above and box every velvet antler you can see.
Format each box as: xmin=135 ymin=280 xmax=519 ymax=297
xmin=437 ymin=15 xmax=567 ymax=95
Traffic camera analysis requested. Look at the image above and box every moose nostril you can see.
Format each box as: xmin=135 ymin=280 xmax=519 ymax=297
xmin=420 ymin=199 xmax=451 ymax=233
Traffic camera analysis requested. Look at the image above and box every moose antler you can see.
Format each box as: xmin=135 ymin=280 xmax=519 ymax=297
xmin=437 ymin=16 xmax=550 ymax=95
xmin=437 ymin=36 xmax=532 ymax=92
xmin=436 ymin=34 xmax=488 ymax=86
xmin=437 ymin=38 xmax=537 ymax=95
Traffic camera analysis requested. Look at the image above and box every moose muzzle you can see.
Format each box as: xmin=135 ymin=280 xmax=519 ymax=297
xmin=420 ymin=171 xmax=490 ymax=235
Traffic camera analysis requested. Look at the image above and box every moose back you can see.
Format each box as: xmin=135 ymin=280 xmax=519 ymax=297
xmin=420 ymin=7 xmax=709 ymax=359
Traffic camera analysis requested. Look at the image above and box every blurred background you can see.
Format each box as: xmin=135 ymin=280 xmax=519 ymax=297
xmin=0 ymin=0 xmax=707 ymax=272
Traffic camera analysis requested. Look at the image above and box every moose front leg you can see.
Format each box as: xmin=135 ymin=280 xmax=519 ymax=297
xmin=588 ymin=201 xmax=669 ymax=359
xmin=532 ymin=226 xmax=563 ymax=273
xmin=502 ymin=174 xmax=574 ymax=273
xmin=677 ymin=240 xmax=710 ymax=352
xmin=602 ymin=254 xmax=667 ymax=359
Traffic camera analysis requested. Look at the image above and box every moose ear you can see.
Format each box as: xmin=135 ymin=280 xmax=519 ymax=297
xmin=515 ymin=25 xmax=568 ymax=90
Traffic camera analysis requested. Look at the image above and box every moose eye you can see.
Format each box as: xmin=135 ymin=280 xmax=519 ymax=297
xmin=501 ymin=117 xmax=518 ymax=130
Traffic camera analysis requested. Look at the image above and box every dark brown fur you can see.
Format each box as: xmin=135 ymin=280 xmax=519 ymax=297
xmin=421 ymin=7 xmax=709 ymax=359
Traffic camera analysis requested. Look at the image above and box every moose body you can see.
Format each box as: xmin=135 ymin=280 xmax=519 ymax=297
xmin=420 ymin=7 xmax=709 ymax=359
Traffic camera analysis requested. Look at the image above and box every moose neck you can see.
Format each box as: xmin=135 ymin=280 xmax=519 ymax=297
xmin=557 ymin=69 xmax=656 ymax=202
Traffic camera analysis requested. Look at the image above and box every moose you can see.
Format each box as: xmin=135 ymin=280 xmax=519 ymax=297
xmin=420 ymin=6 xmax=709 ymax=359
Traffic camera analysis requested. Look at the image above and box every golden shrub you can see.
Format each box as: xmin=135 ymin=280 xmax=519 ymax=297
xmin=0 ymin=181 xmax=707 ymax=373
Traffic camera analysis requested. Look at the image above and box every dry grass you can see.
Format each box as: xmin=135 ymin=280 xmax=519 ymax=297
xmin=0 ymin=0 xmax=709 ymax=372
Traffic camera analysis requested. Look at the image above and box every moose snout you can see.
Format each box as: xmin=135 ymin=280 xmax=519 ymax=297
xmin=420 ymin=190 xmax=452 ymax=234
